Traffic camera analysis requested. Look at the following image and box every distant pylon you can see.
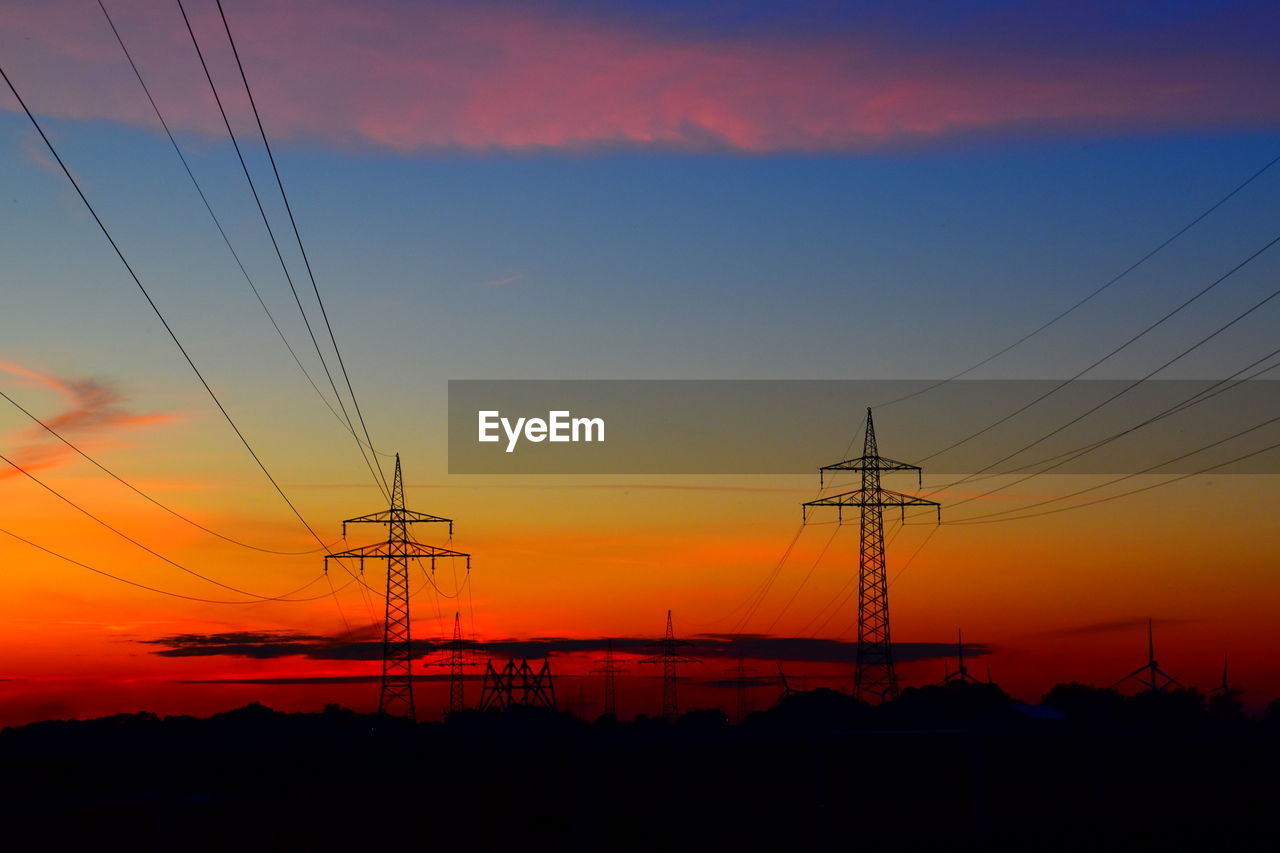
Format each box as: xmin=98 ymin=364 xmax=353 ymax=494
xmin=723 ymin=646 xmax=760 ymax=722
xmin=590 ymin=640 xmax=630 ymax=717
xmin=424 ymin=612 xmax=481 ymax=715
xmin=479 ymin=659 xmax=558 ymax=711
xmin=1111 ymin=618 xmax=1180 ymax=692
xmin=324 ymin=455 xmax=470 ymax=720
xmin=638 ymin=610 xmax=699 ymax=721
xmin=940 ymin=628 xmax=982 ymax=685
xmin=804 ymin=409 xmax=940 ymax=702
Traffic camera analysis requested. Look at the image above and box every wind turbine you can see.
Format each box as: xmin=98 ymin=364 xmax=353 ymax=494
xmin=1111 ymin=618 xmax=1180 ymax=692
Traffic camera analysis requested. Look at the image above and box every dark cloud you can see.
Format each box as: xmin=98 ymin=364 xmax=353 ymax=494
xmin=142 ymin=631 xmax=984 ymax=667
xmin=177 ymin=674 xmax=489 ymax=686
xmin=141 ymin=631 xmax=440 ymax=662
xmin=1035 ymin=618 xmax=1196 ymax=639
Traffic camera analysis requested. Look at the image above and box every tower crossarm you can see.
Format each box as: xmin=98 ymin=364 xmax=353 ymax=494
xmin=803 ymin=488 xmax=941 ymax=522
xmin=819 ymin=455 xmax=922 ymax=487
xmin=324 ymin=540 xmax=470 ymax=569
xmin=340 ymin=508 xmax=453 ymax=536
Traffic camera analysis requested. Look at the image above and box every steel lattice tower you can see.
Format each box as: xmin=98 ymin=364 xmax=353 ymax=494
xmin=325 ymin=455 xmax=469 ymax=719
xmin=590 ymin=640 xmax=629 ymax=718
xmin=804 ymin=409 xmax=940 ymax=702
xmin=724 ymin=646 xmax=759 ymax=723
xmin=639 ymin=610 xmax=699 ymax=721
xmin=425 ymin=612 xmax=479 ymax=715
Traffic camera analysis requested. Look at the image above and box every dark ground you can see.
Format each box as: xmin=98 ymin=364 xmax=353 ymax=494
xmin=1 ymin=683 xmax=1277 ymax=852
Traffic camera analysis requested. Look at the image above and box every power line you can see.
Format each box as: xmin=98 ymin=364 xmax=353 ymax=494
xmin=0 ymin=384 xmax=331 ymax=556
xmin=173 ymin=0 xmax=388 ymax=501
xmin=948 ymin=414 xmax=1280 ymax=525
xmin=0 ymin=59 xmax=353 ymax=575
xmin=214 ymin=0 xmax=391 ymax=498
xmin=913 ymin=226 xmax=1280 ymax=470
xmin=0 ymin=525 xmax=343 ymax=605
xmin=95 ymin=0 xmax=363 ymax=450
xmin=927 ymin=344 xmax=1280 ymax=509
xmin=762 ymin=523 xmax=840 ymax=635
xmin=0 ymin=450 xmax=330 ymax=602
xmin=920 ymin=238 xmax=1280 ymax=513
xmin=873 ymin=151 xmax=1280 ymax=412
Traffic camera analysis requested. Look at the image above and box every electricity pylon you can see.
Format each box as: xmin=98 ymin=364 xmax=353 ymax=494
xmin=940 ymin=628 xmax=982 ymax=685
xmin=325 ymin=454 xmax=469 ymax=720
xmin=590 ymin=640 xmax=630 ymax=717
xmin=804 ymin=409 xmax=940 ymax=702
xmin=638 ymin=610 xmax=699 ymax=721
xmin=1111 ymin=618 xmax=1180 ymax=693
xmin=723 ymin=646 xmax=760 ymax=722
xmin=424 ymin=612 xmax=481 ymax=715
xmin=478 ymin=659 xmax=557 ymax=711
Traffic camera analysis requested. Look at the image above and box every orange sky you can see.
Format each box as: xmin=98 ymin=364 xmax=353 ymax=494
xmin=2 ymin=376 xmax=1277 ymax=726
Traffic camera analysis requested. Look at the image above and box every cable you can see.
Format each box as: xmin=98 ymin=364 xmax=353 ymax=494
xmin=873 ymin=152 xmax=1280 ymax=410
xmin=0 ymin=525 xmax=345 ymax=604
xmin=96 ymin=0 xmax=365 ymax=450
xmin=173 ymin=0 xmax=388 ymax=501
xmin=0 ymin=385 xmax=331 ymax=556
xmin=725 ymin=518 xmax=809 ymax=635
xmin=0 ymin=61 xmax=346 ymax=554
xmin=948 ymin=413 xmax=1280 ymax=525
xmin=799 ymin=519 xmax=903 ymax=637
xmin=912 ymin=226 xmax=1280 ymax=472
xmin=762 ymin=524 xmax=841 ymax=635
xmin=931 ymin=252 xmax=1280 ymax=496
xmin=214 ymin=0 xmax=391 ymax=498
xmin=887 ymin=524 xmax=939 ymax=588
xmin=947 ymin=432 xmax=1280 ymax=525
xmin=0 ymin=59 xmax=368 ymax=620
xmin=927 ymin=344 xmax=1280 ymax=507
xmin=0 ymin=450 xmax=332 ymax=602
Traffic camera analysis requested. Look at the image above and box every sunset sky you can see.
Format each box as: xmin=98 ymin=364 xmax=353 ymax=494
xmin=1 ymin=0 xmax=1278 ymax=725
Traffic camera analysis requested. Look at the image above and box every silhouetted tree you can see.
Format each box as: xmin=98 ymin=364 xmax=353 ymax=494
xmin=1205 ymin=689 xmax=1247 ymax=724
xmin=1043 ymin=682 xmax=1124 ymax=727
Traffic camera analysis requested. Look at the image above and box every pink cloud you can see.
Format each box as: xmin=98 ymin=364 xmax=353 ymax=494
xmin=0 ymin=1 xmax=1277 ymax=153
xmin=0 ymin=362 xmax=177 ymax=479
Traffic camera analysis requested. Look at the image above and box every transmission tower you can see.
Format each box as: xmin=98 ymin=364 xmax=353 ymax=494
xmin=424 ymin=612 xmax=481 ymax=715
xmin=723 ymin=646 xmax=760 ymax=722
xmin=638 ymin=610 xmax=699 ymax=721
xmin=479 ymin=659 xmax=557 ymax=711
xmin=1111 ymin=618 xmax=1180 ymax=693
xmin=590 ymin=640 xmax=630 ymax=718
xmin=940 ymin=628 xmax=982 ymax=685
xmin=804 ymin=409 xmax=940 ymax=702
xmin=324 ymin=454 xmax=470 ymax=720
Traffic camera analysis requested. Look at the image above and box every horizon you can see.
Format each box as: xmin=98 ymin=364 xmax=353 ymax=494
xmin=2 ymin=0 xmax=1279 ymax=728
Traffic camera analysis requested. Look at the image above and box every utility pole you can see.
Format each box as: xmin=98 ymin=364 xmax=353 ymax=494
xmin=804 ymin=409 xmax=940 ymax=702
xmin=639 ymin=610 xmax=699 ymax=721
xmin=325 ymin=454 xmax=469 ymax=720
xmin=424 ymin=612 xmax=479 ymax=715
xmin=1111 ymin=618 xmax=1180 ymax=693
xmin=590 ymin=640 xmax=630 ymax=718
